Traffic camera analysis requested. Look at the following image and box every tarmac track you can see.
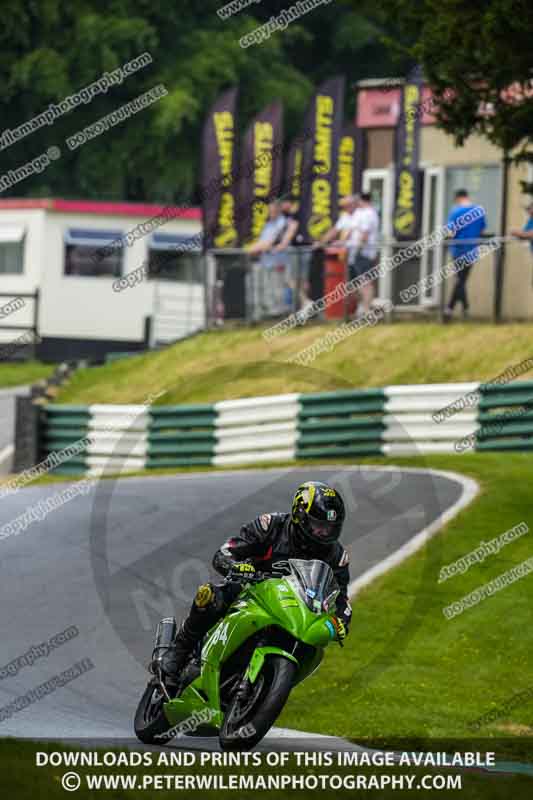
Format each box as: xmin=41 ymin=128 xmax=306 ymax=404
xmin=0 ymin=465 xmax=473 ymax=752
xmin=0 ymin=385 xmax=27 ymax=475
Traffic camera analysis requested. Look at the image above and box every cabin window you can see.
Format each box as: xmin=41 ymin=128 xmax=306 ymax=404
xmin=148 ymin=232 xmax=203 ymax=282
xmin=64 ymin=228 xmax=124 ymax=277
xmin=0 ymin=225 xmax=25 ymax=274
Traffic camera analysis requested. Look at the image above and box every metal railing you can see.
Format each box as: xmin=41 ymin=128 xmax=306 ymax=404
xmin=205 ymin=236 xmax=530 ymax=325
xmin=0 ymin=289 xmax=40 ymax=360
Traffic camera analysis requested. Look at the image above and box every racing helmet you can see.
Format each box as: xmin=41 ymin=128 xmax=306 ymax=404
xmin=291 ymin=481 xmax=345 ymax=548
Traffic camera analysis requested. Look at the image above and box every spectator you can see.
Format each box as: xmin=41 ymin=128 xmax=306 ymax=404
xmin=444 ymin=189 xmax=487 ymax=321
xmin=274 ymin=197 xmax=310 ymax=311
xmin=305 ymin=195 xmax=360 ymax=318
xmin=247 ymin=199 xmax=288 ymax=315
xmin=511 ymin=201 xmax=533 ymax=256
xmin=316 ymin=194 xmax=360 ymax=247
xmin=247 ymin=199 xmax=287 ymax=257
xmin=348 ymin=192 xmax=380 ymax=317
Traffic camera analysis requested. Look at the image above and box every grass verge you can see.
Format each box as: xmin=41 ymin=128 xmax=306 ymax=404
xmin=272 ymin=453 xmax=533 ymax=750
xmin=0 ymin=361 xmax=54 ymax=388
xmin=55 ymin=323 xmax=533 ymax=405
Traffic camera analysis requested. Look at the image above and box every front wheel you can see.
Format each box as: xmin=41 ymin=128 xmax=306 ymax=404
xmin=134 ymin=682 xmax=175 ymax=744
xmin=219 ymin=656 xmax=296 ymax=750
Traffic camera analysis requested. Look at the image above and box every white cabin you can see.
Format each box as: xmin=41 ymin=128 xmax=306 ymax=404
xmin=0 ymin=198 xmax=204 ymax=361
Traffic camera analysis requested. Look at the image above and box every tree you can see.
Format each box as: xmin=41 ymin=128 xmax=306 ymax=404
xmin=0 ymin=0 xmax=401 ymax=203
xmin=372 ymin=0 xmax=533 ymax=188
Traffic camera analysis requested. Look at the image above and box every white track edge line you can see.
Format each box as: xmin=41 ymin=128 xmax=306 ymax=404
xmin=0 ymin=444 xmax=14 ymax=468
xmin=347 ymin=467 xmax=479 ymax=597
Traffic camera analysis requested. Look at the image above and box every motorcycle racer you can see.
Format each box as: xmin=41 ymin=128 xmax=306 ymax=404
xmin=160 ymin=481 xmax=352 ymax=681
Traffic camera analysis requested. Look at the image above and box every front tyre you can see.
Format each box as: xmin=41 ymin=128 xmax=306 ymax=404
xmin=219 ymin=656 xmax=296 ymax=750
xmin=134 ymin=682 xmax=175 ymax=744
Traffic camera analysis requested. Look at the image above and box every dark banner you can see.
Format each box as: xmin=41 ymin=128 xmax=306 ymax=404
xmin=298 ymin=75 xmax=345 ymax=243
xmin=238 ymin=101 xmax=284 ymax=246
xmin=392 ymin=65 xmax=423 ymax=240
xmin=200 ymin=87 xmax=239 ymax=250
xmin=285 ymin=135 xmax=304 ymax=210
xmin=337 ymin=123 xmax=364 ymax=200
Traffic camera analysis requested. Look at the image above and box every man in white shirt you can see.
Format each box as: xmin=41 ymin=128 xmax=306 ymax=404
xmin=348 ymin=192 xmax=379 ymax=316
xmin=316 ymin=194 xmax=360 ymax=246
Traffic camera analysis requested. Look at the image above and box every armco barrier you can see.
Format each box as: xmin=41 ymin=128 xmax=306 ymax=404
xmin=382 ymin=383 xmax=480 ymax=456
xmin=38 ymin=380 xmax=533 ymax=475
xmin=148 ymin=404 xmax=216 ymax=468
xmin=475 ymin=380 xmax=533 ymax=451
xmin=213 ymin=394 xmax=299 ymax=466
xmin=297 ymin=389 xmax=385 ymax=459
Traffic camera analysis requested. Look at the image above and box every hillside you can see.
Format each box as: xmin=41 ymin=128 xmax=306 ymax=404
xmin=56 ymin=322 xmax=533 ymax=405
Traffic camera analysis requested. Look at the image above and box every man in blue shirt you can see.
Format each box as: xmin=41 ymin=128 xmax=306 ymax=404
xmin=247 ymin=199 xmax=288 ymax=315
xmin=511 ymin=201 xmax=533 ymax=253
xmin=444 ymin=189 xmax=487 ymax=320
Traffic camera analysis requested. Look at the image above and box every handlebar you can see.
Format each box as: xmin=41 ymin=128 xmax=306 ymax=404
xmin=225 ymin=569 xmax=264 ymax=585
xmin=225 ymin=560 xmax=292 ymax=585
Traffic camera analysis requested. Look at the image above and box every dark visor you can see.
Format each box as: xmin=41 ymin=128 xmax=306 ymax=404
xmin=307 ymin=515 xmax=341 ymax=540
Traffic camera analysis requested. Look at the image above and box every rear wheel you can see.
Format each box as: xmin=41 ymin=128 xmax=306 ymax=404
xmin=134 ymin=682 xmax=175 ymax=744
xmin=219 ymin=656 xmax=296 ymax=750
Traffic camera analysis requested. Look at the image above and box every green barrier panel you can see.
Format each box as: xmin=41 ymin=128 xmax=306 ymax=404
xmin=44 ymin=428 xmax=91 ymax=440
xmin=476 ymin=422 xmax=533 ymax=440
xmin=148 ymin=404 xmax=216 ymax=466
xmin=150 ymin=416 xmax=217 ymax=431
xmin=298 ymin=390 xmax=386 ymax=458
xmin=300 ymin=400 xmax=386 ymax=417
xmin=480 ymin=380 xmax=533 ymax=394
xmin=476 ymin=439 xmax=533 ymax=452
xmin=150 ymin=404 xmax=215 ymax=416
xmin=149 ymin=431 xmax=215 ymax=443
xmin=297 ymin=443 xmax=383 ymax=458
xmin=43 ymin=416 xmax=92 ymax=429
xmin=146 ymin=456 xmax=213 ymax=468
xmin=50 ymin=461 xmax=88 ymax=475
xmin=41 ymin=406 xmax=91 ymax=472
xmin=477 ymin=410 xmax=533 ymax=425
xmin=478 ymin=392 xmax=533 ymax=410
xmin=45 ymin=404 xmax=92 ymax=413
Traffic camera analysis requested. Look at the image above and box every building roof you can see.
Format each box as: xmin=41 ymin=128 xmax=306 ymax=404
xmin=0 ymin=198 xmax=202 ymax=220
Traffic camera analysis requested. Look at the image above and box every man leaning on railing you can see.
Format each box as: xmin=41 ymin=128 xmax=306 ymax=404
xmin=246 ymin=199 xmax=289 ymax=316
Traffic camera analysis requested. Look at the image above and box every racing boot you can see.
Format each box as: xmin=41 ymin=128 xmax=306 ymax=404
xmin=159 ymin=584 xmax=220 ymax=682
xmin=159 ymin=620 xmax=199 ymax=682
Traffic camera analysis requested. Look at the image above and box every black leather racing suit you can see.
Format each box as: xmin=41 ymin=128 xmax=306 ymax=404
xmin=181 ymin=512 xmax=352 ymax=645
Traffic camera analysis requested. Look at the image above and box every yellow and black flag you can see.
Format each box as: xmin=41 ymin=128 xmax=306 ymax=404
xmin=200 ymin=87 xmax=239 ymax=250
xmin=337 ymin=123 xmax=364 ymax=200
xmin=238 ymin=101 xmax=284 ymax=246
xmin=393 ymin=66 xmax=423 ymax=240
xmin=298 ymin=76 xmax=345 ymax=243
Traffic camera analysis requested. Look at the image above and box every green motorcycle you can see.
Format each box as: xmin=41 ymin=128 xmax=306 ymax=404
xmin=134 ymin=559 xmax=343 ymax=750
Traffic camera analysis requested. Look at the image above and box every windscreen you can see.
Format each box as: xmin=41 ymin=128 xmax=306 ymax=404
xmin=287 ymin=558 xmax=339 ymax=614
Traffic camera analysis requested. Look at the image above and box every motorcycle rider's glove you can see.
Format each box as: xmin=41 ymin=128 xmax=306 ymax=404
xmin=333 ymin=616 xmax=347 ymax=646
xmin=228 ymin=562 xmax=257 ymax=582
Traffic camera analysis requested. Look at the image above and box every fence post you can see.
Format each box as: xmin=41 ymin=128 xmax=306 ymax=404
xmin=494 ymin=152 xmax=510 ymax=322
xmin=13 ymin=396 xmax=41 ymax=472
